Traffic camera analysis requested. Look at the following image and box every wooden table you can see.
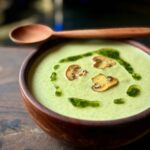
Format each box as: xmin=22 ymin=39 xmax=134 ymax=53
xmin=0 ymin=46 xmax=149 ymax=150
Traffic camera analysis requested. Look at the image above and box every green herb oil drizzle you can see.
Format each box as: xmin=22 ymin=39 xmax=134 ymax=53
xmin=50 ymin=72 xmax=57 ymax=82
xmin=59 ymin=52 xmax=93 ymax=63
xmin=127 ymin=84 xmax=140 ymax=97
xmin=69 ymin=97 xmax=100 ymax=108
xmin=50 ymin=72 xmax=63 ymax=96
xmin=55 ymin=85 xmax=63 ymax=96
xmin=114 ymin=98 xmax=125 ymax=104
xmin=53 ymin=64 xmax=60 ymax=70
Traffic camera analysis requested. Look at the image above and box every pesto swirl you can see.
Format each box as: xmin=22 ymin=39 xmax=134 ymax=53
xmin=69 ymin=97 xmax=100 ymax=108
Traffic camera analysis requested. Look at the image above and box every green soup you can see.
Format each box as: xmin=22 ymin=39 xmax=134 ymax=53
xmin=28 ymin=40 xmax=150 ymax=120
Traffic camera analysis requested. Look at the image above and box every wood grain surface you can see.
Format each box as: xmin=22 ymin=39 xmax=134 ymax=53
xmin=0 ymin=46 xmax=149 ymax=150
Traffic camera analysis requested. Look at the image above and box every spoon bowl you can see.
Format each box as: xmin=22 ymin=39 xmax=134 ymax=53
xmin=10 ymin=24 xmax=53 ymax=44
xmin=9 ymin=24 xmax=150 ymax=45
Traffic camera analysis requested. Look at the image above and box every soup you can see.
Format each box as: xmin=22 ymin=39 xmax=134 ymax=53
xmin=28 ymin=40 xmax=150 ymax=120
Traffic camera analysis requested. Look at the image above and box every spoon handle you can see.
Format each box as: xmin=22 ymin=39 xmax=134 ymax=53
xmin=54 ymin=27 xmax=150 ymax=39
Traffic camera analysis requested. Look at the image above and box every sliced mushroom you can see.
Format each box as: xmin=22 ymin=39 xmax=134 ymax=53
xmin=92 ymin=73 xmax=118 ymax=92
xmin=93 ymin=56 xmax=116 ymax=69
xmin=66 ymin=64 xmax=81 ymax=80
xmin=66 ymin=64 xmax=88 ymax=80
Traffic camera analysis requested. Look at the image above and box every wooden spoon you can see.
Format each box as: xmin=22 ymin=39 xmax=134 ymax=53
xmin=9 ymin=24 xmax=150 ymax=44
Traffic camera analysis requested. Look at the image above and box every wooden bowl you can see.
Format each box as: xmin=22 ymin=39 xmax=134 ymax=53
xmin=19 ymin=39 xmax=150 ymax=150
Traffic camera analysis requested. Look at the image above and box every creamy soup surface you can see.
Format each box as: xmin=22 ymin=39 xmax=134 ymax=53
xmin=28 ymin=40 xmax=150 ymax=120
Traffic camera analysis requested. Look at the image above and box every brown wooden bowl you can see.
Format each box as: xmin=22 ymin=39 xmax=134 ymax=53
xmin=19 ymin=39 xmax=150 ymax=150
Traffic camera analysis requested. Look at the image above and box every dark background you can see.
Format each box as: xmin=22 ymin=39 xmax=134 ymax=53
xmin=0 ymin=0 xmax=150 ymax=45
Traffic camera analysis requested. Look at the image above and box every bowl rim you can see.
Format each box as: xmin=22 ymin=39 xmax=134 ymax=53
xmin=19 ymin=39 xmax=150 ymax=126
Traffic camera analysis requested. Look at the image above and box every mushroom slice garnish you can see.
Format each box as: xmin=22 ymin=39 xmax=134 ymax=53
xmin=66 ymin=64 xmax=88 ymax=80
xmin=92 ymin=73 xmax=118 ymax=92
xmin=66 ymin=64 xmax=81 ymax=80
xmin=93 ymin=56 xmax=116 ymax=69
